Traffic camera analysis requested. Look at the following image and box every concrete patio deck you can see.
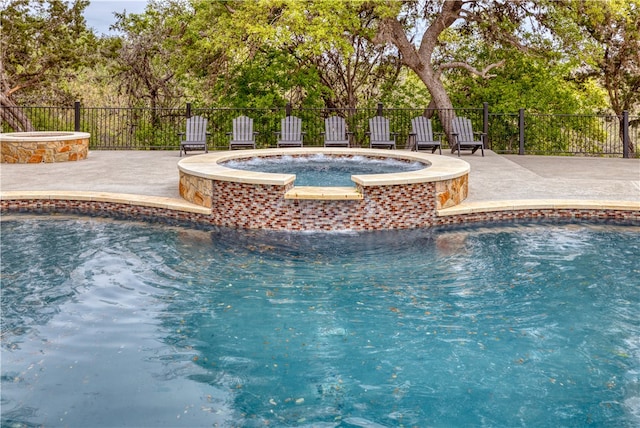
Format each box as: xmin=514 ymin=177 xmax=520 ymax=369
xmin=1 ymin=149 xmax=638 ymax=219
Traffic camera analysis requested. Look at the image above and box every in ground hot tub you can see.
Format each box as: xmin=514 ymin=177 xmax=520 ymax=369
xmin=178 ymin=148 xmax=470 ymax=231
xmin=0 ymin=131 xmax=90 ymax=163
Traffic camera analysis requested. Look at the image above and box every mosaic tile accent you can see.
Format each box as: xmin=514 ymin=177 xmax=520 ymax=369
xmin=435 ymin=209 xmax=640 ymax=226
xmin=203 ymin=180 xmax=438 ymax=230
xmin=209 ymin=181 xmax=293 ymax=229
xmin=178 ymin=162 xmax=461 ymax=230
xmin=177 ymin=149 xmax=470 ymax=230
xmin=1 ymin=199 xmax=638 ymax=230
xmin=0 ymin=199 xmax=212 ymax=224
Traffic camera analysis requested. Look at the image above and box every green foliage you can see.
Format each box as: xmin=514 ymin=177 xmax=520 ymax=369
xmin=378 ymin=72 xmax=432 ymax=109
xmin=201 ymin=47 xmax=327 ymax=109
xmin=190 ymin=0 xmax=405 ymax=110
xmin=440 ymin=26 xmax=612 ymax=154
xmin=4 ymin=0 xmax=633 ymax=155
xmin=564 ymin=0 xmax=639 ymax=115
xmin=448 ymin=52 xmax=607 ymax=114
xmin=1 ymin=0 xmax=97 ymax=104
xmin=108 ymin=2 xmax=188 ymax=110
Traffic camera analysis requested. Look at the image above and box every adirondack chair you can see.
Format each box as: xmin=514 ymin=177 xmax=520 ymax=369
xmin=367 ymin=116 xmax=397 ymax=149
xmin=451 ymin=117 xmax=485 ymax=157
xmin=322 ymin=116 xmax=352 ymax=147
xmin=410 ymin=116 xmax=442 ymax=154
xmin=179 ymin=115 xmax=209 ymax=157
xmin=275 ymin=116 xmax=304 ymax=148
xmin=227 ymin=115 xmax=258 ymax=149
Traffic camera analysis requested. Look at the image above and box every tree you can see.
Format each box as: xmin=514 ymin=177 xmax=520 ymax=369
xmin=205 ymin=1 xmax=561 ymax=149
xmin=304 ymin=6 xmax=404 ymax=110
xmin=1 ymin=0 xmax=95 ymax=131
xmin=441 ymin=20 xmax=608 ymax=114
xmin=109 ymin=2 xmax=186 ymax=113
xmin=554 ymin=0 xmax=640 ymax=154
xmin=211 ymin=47 xmax=324 ymax=108
xmin=371 ymin=0 xmax=564 ymax=148
xmin=191 ymin=0 xmax=409 ymax=110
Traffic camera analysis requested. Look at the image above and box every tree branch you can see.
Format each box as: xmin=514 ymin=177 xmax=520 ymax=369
xmin=223 ymin=1 xmax=236 ymax=14
xmin=374 ymin=17 xmax=422 ymax=70
xmin=437 ymin=59 xmax=506 ymax=78
xmin=418 ymin=0 xmax=463 ymax=61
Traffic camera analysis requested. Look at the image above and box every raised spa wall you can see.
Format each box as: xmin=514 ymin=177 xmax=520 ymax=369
xmin=0 ymin=132 xmax=90 ymax=163
xmin=178 ymin=148 xmax=469 ymax=231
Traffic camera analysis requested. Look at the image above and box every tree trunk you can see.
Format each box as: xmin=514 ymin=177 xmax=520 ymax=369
xmin=619 ymin=116 xmax=636 ymax=156
xmin=414 ymin=69 xmax=458 ymax=152
xmin=375 ymin=3 xmax=465 ymax=152
xmin=0 ymin=93 xmax=35 ymax=132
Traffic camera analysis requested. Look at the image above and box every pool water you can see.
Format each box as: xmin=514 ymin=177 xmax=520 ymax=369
xmin=1 ymin=216 xmax=639 ymax=427
xmin=222 ymin=154 xmax=425 ymax=186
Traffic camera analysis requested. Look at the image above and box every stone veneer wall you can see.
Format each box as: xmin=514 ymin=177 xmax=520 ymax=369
xmin=1 ymin=137 xmax=89 ymax=163
xmin=179 ymin=172 xmax=213 ymax=208
xmin=436 ymin=175 xmax=468 ymax=209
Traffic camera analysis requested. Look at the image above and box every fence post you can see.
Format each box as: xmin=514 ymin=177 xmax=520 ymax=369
xmin=377 ymin=102 xmax=383 ymax=116
xmin=74 ymin=101 xmax=81 ymax=132
xmin=622 ymin=110 xmax=630 ymax=158
xmin=519 ymin=108 xmax=525 ymax=155
xmin=483 ymin=102 xmax=488 ymax=149
xmin=285 ymin=103 xmax=292 ymax=116
xmin=186 ymin=103 xmax=192 ymax=118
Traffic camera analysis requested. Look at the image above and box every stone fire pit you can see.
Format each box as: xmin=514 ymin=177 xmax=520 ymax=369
xmin=1 ymin=131 xmax=90 ymax=163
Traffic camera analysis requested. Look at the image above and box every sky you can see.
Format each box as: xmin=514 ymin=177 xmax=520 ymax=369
xmin=83 ymin=0 xmax=149 ymax=35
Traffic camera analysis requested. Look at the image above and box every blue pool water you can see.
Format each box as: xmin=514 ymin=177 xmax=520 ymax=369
xmin=1 ymin=216 xmax=639 ymax=427
xmin=222 ymin=154 xmax=425 ymax=186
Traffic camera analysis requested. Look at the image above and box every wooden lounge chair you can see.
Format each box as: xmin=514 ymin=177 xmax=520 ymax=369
xmin=451 ymin=117 xmax=485 ymax=157
xmin=322 ymin=116 xmax=352 ymax=147
xmin=227 ymin=115 xmax=258 ymax=149
xmin=179 ymin=115 xmax=209 ymax=157
xmin=367 ymin=116 xmax=396 ymax=149
xmin=411 ymin=116 xmax=442 ymax=154
xmin=276 ymin=116 xmax=304 ymax=148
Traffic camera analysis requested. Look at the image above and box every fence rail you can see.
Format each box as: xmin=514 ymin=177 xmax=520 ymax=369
xmin=2 ymin=103 xmax=637 ymax=157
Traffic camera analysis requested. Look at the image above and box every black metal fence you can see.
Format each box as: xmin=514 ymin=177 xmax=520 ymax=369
xmin=2 ymin=102 xmax=638 ymax=157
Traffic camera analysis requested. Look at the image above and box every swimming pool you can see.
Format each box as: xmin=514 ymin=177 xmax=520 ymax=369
xmin=1 ymin=216 xmax=638 ymax=426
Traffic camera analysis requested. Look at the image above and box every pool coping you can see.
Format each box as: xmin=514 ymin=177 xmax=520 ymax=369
xmin=2 ymin=149 xmax=639 ymax=228
xmin=0 ymin=131 xmax=91 ymax=142
xmin=284 ymin=186 xmax=363 ymax=200
xmin=0 ymin=191 xmax=210 ymax=215
xmin=177 ymin=147 xmax=470 ymax=190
